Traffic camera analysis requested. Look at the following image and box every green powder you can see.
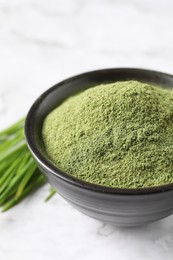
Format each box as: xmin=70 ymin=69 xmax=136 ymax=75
xmin=42 ymin=80 xmax=173 ymax=188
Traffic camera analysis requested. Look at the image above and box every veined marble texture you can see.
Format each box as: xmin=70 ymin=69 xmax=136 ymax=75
xmin=1 ymin=0 xmax=173 ymax=259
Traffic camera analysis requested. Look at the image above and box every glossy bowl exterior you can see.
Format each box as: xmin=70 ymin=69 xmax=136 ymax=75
xmin=25 ymin=68 xmax=173 ymax=226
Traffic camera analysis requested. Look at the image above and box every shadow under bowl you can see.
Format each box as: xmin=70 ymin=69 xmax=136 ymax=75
xmin=25 ymin=68 xmax=173 ymax=226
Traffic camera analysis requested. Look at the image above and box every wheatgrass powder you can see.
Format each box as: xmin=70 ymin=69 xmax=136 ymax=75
xmin=42 ymin=81 xmax=173 ymax=188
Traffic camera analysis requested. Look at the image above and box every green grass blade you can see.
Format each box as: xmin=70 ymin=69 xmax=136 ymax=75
xmin=45 ymin=188 xmax=56 ymax=202
xmin=15 ymin=161 xmax=37 ymax=198
xmin=1 ymin=175 xmax=45 ymax=212
xmin=0 ymin=118 xmax=24 ymax=137
xmin=0 ymin=117 xmax=55 ymax=212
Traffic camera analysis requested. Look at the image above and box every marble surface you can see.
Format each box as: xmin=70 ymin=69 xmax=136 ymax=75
xmin=1 ymin=0 xmax=173 ymax=259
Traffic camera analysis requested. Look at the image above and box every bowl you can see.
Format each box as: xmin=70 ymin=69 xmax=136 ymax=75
xmin=25 ymin=68 xmax=173 ymax=226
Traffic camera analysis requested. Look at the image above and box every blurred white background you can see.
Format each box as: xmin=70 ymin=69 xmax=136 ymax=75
xmin=1 ymin=0 xmax=173 ymax=260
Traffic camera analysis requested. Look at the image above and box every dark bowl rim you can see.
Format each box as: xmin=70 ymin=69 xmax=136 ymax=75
xmin=25 ymin=67 xmax=173 ymax=195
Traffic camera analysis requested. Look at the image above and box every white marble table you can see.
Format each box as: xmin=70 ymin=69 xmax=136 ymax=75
xmin=1 ymin=0 xmax=173 ymax=259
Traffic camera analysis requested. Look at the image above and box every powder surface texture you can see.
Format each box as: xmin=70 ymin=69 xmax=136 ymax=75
xmin=42 ymin=81 xmax=173 ymax=188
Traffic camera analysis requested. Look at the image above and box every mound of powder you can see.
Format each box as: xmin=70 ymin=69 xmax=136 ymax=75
xmin=42 ymin=81 xmax=173 ymax=188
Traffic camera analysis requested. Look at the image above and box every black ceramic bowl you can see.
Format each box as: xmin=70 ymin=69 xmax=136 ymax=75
xmin=25 ymin=68 xmax=173 ymax=226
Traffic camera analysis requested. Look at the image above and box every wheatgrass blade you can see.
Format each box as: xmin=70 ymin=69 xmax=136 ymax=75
xmin=1 ymin=175 xmax=45 ymax=212
xmin=0 ymin=117 xmax=55 ymax=212
xmin=45 ymin=188 xmax=56 ymax=202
